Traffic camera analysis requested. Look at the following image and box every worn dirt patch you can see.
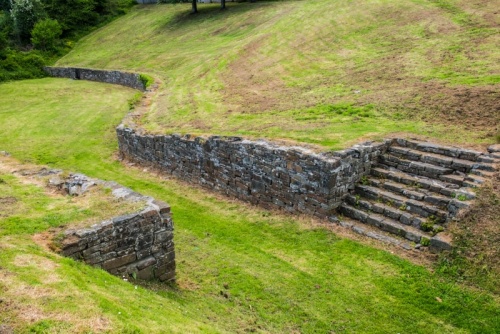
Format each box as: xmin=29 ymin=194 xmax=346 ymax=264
xmin=218 ymin=2 xmax=499 ymax=141
xmin=221 ymin=36 xmax=300 ymax=114
xmin=359 ymin=81 xmax=500 ymax=133
xmin=0 ymin=197 xmax=17 ymax=205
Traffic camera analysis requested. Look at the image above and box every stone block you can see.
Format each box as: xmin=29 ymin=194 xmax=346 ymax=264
xmin=136 ymin=265 xmax=155 ymax=280
xmin=429 ymin=234 xmax=453 ymax=252
xmin=103 ymin=253 xmax=136 ymax=270
xmin=135 ymin=256 xmax=157 ymax=270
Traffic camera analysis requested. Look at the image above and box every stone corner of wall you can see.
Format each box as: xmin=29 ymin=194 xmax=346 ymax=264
xmin=56 ymin=174 xmax=175 ymax=283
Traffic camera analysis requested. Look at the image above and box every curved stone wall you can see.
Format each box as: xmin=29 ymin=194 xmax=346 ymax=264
xmin=44 ymin=66 xmax=146 ymax=91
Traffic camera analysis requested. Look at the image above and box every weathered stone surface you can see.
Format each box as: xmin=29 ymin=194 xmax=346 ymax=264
xmin=487 ymin=144 xmax=500 ymax=153
xmin=336 ymin=139 xmax=495 ymax=251
xmin=44 ymin=66 xmax=145 ymax=91
xmin=429 ymin=234 xmax=453 ymax=252
xmin=117 ymin=127 xmax=391 ymax=218
xmin=57 ymin=174 xmax=175 ymax=282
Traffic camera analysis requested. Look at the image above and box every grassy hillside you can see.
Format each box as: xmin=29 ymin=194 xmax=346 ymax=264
xmin=0 ymin=79 xmax=499 ymax=333
xmin=57 ymin=0 xmax=499 ymax=148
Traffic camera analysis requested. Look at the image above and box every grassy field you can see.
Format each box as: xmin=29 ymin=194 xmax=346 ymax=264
xmin=56 ymin=0 xmax=499 ymax=148
xmin=0 ymin=78 xmax=499 ymax=332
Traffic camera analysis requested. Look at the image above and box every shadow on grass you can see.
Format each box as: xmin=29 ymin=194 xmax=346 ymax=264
xmin=159 ymin=1 xmax=277 ymax=30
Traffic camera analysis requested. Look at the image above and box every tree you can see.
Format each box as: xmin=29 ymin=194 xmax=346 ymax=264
xmin=191 ymin=0 xmax=197 ymax=13
xmin=221 ymin=0 xmax=225 ymax=10
xmin=31 ymin=18 xmax=61 ymax=50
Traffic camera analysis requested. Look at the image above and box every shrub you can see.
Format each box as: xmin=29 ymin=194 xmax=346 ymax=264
xmin=31 ymin=18 xmax=61 ymax=50
xmin=0 ymin=49 xmax=46 ymax=82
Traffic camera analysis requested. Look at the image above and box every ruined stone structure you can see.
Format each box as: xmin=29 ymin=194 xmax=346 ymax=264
xmin=45 ymin=66 xmax=499 ymax=251
xmin=55 ymin=174 xmax=175 ymax=282
xmin=116 ymin=127 xmax=498 ymax=251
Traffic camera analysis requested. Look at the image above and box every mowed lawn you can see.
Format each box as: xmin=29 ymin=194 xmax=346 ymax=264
xmin=0 ymin=79 xmax=499 ymax=332
xmin=56 ymin=0 xmax=500 ymax=148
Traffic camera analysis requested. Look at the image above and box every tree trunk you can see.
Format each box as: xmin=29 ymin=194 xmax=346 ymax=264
xmin=191 ymin=0 xmax=198 ymax=13
xmin=221 ymin=0 xmax=226 ymax=10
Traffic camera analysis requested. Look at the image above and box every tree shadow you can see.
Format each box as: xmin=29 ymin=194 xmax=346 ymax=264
xmin=159 ymin=1 xmax=277 ymax=31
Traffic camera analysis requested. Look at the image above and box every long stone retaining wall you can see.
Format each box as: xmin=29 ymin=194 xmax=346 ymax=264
xmin=116 ymin=126 xmax=390 ymax=220
xmin=44 ymin=66 xmax=146 ymax=91
xmin=55 ymin=174 xmax=175 ymax=282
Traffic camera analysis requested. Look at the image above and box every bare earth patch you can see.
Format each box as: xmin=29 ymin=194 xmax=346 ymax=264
xmin=222 ymin=36 xmax=300 ymax=114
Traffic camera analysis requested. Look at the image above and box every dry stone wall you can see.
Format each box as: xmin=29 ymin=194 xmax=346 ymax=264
xmin=116 ymin=126 xmax=390 ymax=220
xmin=44 ymin=66 xmax=146 ymax=91
xmin=57 ymin=175 xmax=175 ymax=282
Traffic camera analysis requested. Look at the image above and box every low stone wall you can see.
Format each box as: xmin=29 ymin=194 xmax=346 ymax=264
xmin=44 ymin=66 xmax=146 ymax=91
xmin=57 ymin=175 xmax=175 ymax=282
xmin=116 ymin=126 xmax=389 ymax=219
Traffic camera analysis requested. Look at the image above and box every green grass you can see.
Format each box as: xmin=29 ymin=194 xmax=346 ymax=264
xmin=0 ymin=78 xmax=499 ymax=332
xmin=55 ymin=0 xmax=499 ymax=148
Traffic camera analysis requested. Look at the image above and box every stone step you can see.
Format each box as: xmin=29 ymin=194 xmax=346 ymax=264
xmin=354 ymin=185 xmax=449 ymax=222
xmin=365 ymin=178 xmax=452 ymax=210
xmin=335 ymin=217 xmax=415 ymax=250
xmin=370 ymin=167 xmax=464 ymax=197
xmin=464 ymin=174 xmax=487 ymax=187
xmin=393 ymin=139 xmax=483 ymax=162
xmin=386 ymin=146 xmax=493 ymax=173
xmin=345 ymin=194 xmax=429 ymax=231
xmin=378 ymin=154 xmax=454 ymax=179
xmin=471 ymin=169 xmax=496 ymax=178
xmin=339 ymin=203 xmax=431 ymax=244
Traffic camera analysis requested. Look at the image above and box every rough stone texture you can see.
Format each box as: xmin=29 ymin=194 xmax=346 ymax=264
xmin=117 ymin=126 xmax=390 ymax=219
xmin=56 ymin=175 xmax=175 ymax=282
xmin=340 ymin=138 xmax=498 ymax=252
xmin=44 ymin=66 xmax=145 ymax=91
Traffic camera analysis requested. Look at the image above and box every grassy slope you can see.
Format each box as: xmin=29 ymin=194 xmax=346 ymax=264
xmin=56 ymin=0 xmax=499 ymax=149
xmin=0 ymin=79 xmax=499 ymax=333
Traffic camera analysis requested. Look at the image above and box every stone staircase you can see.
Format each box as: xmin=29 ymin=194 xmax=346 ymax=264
xmin=338 ymin=139 xmax=499 ymax=252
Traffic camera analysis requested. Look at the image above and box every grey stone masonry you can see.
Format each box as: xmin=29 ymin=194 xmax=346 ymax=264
xmin=44 ymin=66 xmax=146 ymax=91
xmin=340 ymin=138 xmax=498 ymax=252
xmin=40 ymin=66 xmax=499 ymax=252
xmin=56 ymin=174 xmax=175 ymax=282
xmin=116 ymin=125 xmax=390 ymax=219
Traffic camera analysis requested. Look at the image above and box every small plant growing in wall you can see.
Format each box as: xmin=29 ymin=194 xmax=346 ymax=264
xmin=421 ymin=215 xmax=443 ymax=235
xmin=139 ymin=74 xmax=154 ymax=89
xmin=360 ymin=175 xmax=369 ymax=185
xmin=355 ymin=194 xmax=361 ymax=207
xmin=420 ymin=237 xmax=430 ymax=247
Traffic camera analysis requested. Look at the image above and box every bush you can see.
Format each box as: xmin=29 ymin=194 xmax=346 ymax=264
xmin=0 ymin=49 xmax=46 ymax=82
xmin=31 ymin=18 xmax=61 ymax=50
